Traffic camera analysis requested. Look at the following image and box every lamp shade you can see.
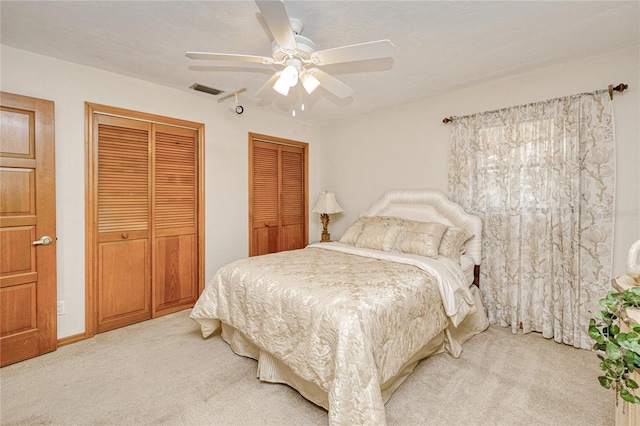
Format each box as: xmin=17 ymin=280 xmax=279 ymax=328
xmin=273 ymin=73 xmax=291 ymax=96
xmin=273 ymin=59 xmax=302 ymax=96
xmin=312 ymin=192 xmax=343 ymax=214
xmin=301 ymin=72 xmax=320 ymax=94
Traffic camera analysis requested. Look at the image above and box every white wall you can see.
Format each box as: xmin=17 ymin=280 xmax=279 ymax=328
xmin=1 ymin=46 xmax=322 ymax=339
xmin=320 ymin=45 xmax=640 ymax=277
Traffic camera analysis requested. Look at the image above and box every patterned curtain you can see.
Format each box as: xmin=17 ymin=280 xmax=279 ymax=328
xmin=448 ymin=90 xmax=615 ymax=349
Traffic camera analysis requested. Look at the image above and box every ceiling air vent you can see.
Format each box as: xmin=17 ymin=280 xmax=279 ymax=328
xmin=190 ymin=83 xmax=223 ymax=96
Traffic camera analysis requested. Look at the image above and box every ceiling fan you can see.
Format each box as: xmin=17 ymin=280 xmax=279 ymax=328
xmin=185 ymin=0 xmax=395 ymax=99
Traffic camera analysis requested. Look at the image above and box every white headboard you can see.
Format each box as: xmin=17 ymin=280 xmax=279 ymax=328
xmin=361 ymin=189 xmax=482 ymax=265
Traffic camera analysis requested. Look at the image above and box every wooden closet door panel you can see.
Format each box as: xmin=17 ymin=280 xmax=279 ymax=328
xmin=154 ymin=234 xmax=196 ymax=313
xmin=97 ymin=239 xmax=150 ymax=332
xmin=253 ymin=227 xmax=280 ymax=255
xmin=281 ymin=146 xmax=305 ymax=251
xmin=95 ymin=115 xmax=151 ymax=331
xmin=153 ymin=125 xmax=198 ymax=314
xmin=250 ymin=141 xmax=280 ymax=256
xmin=154 ymin=125 xmax=197 ymax=233
xmin=97 ymin=116 xmax=150 ymax=237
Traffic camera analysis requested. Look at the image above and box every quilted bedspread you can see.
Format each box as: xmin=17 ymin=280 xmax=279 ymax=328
xmin=190 ymin=243 xmax=477 ymax=425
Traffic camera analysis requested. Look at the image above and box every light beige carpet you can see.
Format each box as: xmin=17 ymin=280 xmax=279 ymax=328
xmin=0 ymin=309 xmax=614 ymax=425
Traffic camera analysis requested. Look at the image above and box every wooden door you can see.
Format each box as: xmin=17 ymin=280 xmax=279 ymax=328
xmin=250 ymin=141 xmax=280 ymax=255
xmin=0 ymin=92 xmax=57 ymax=367
xmin=280 ymin=145 xmax=305 ymax=251
xmin=153 ymin=124 xmax=198 ymax=316
xmin=249 ymin=134 xmax=308 ymax=257
xmin=86 ymin=103 xmax=204 ymax=337
xmin=95 ymin=115 xmax=151 ymax=333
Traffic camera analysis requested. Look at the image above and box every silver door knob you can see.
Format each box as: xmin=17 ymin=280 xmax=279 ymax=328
xmin=33 ymin=236 xmax=53 ymax=246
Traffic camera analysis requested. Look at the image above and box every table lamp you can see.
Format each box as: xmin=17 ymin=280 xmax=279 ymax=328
xmin=312 ymin=191 xmax=343 ymax=242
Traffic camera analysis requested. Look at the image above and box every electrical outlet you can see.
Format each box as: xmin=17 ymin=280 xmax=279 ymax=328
xmin=57 ymin=301 xmax=65 ymax=315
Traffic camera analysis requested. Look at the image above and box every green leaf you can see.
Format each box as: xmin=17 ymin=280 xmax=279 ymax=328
xmin=627 ymin=379 xmax=639 ymax=389
xmin=620 ymin=389 xmax=640 ymax=405
xmin=625 ymin=295 xmax=640 ymax=308
xmin=594 ymin=342 xmax=607 ymax=352
xmin=589 ymin=327 xmax=604 ymax=344
xmin=601 ymin=297 xmax=617 ymax=310
xmin=598 ymin=376 xmax=612 ymax=389
xmin=621 ymin=388 xmax=631 ymax=400
xmin=606 ymin=340 xmax=622 ymax=360
xmin=626 ymin=350 xmax=640 ymax=369
xmin=611 ymin=325 xmax=621 ymax=336
xmin=620 ymin=336 xmax=638 ymax=352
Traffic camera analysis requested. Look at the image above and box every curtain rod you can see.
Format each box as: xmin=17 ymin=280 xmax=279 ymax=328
xmin=442 ymin=83 xmax=628 ymax=124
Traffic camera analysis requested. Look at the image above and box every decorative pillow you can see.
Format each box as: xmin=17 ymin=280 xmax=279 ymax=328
xmin=399 ymin=221 xmax=448 ymax=258
xmin=339 ymin=216 xmax=404 ymax=246
xmin=355 ymin=223 xmax=405 ymax=252
xmin=364 ymin=215 xmax=405 ymax=227
xmin=339 ymin=219 xmax=366 ymax=245
xmin=439 ymin=227 xmax=473 ymax=263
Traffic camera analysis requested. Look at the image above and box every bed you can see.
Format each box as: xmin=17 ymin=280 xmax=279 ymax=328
xmin=190 ymin=189 xmax=489 ymax=425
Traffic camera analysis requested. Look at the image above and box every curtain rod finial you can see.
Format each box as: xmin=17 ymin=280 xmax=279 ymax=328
xmin=609 ymin=83 xmax=629 ymax=100
xmin=615 ymin=83 xmax=629 ymax=93
xmin=443 ymin=116 xmax=454 ymax=124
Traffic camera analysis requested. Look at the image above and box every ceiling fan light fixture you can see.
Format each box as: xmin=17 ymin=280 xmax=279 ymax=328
xmin=283 ymin=61 xmax=300 ymax=86
xmin=301 ymin=73 xmax=320 ymax=94
xmin=273 ymin=58 xmax=303 ymax=96
xmin=273 ymin=75 xmax=291 ymax=96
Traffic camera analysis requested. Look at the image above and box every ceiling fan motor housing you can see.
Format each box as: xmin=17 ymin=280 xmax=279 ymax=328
xmin=272 ymin=34 xmax=316 ymax=62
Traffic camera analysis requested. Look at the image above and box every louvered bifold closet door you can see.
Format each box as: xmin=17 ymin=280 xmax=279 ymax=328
xmin=96 ymin=115 xmax=151 ymax=332
xmin=251 ymin=141 xmax=280 ymax=256
xmin=153 ymin=124 xmax=198 ymax=315
xmin=280 ymin=145 xmax=305 ymax=251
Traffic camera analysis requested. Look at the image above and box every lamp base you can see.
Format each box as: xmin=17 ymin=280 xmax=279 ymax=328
xmin=319 ymin=213 xmax=331 ymax=242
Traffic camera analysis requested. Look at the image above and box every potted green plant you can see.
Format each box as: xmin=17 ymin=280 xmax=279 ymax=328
xmin=589 ymin=286 xmax=640 ymax=405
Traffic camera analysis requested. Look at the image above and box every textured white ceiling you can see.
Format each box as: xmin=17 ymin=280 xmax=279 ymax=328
xmin=2 ymin=1 xmax=638 ymax=125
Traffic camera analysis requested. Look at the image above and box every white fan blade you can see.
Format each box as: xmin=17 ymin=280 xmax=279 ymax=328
xmin=186 ymin=52 xmax=274 ymax=64
xmin=309 ymin=69 xmax=353 ymax=99
xmin=255 ymin=0 xmax=297 ymax=51
xmin=311 ymin=39 xmax=395 ymax=66
xmin=256 ymin=73 xmax=281 ymax=97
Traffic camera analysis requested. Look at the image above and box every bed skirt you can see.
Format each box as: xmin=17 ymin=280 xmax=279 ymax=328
xmin=217 ymin=285 xmax=488 ymax=411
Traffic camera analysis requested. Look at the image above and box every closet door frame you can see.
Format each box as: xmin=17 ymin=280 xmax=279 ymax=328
xmin=85 ymin=103 xmax=204 ymax=339
xmin=248 ymin=132 xmax=308 ymax=256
